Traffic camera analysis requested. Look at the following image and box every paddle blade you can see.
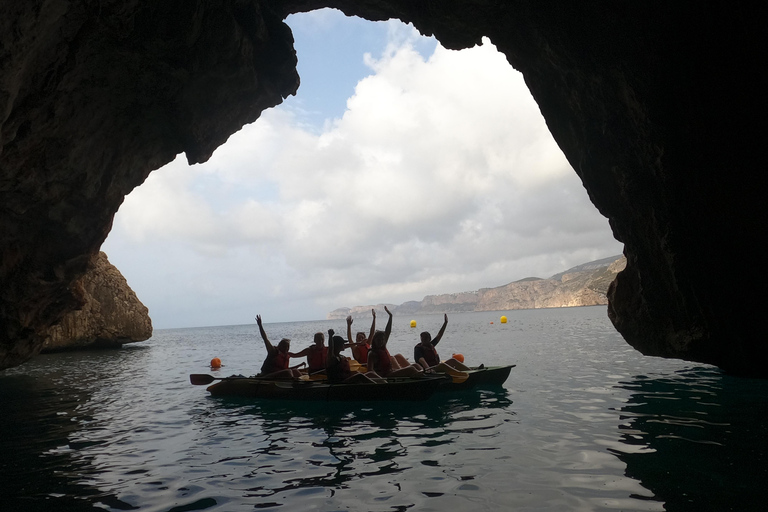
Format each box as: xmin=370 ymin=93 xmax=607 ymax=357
xmin=190 ymin=374 xmax=216 ymax=385
xmin=445 ymin=368 xmax=470 ymax=384
xmin=299 ymin=374 xmax=326 ymax=381
xmin=450 ymin=373 xmax=469 ymax=384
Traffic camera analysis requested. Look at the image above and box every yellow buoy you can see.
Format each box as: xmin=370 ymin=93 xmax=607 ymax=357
xmin=500 ymin=315 xmax=508 ymax=324
xmin=210 ymin=357 xmax=222 ymax=368
xmin=410 ymin=319 xmax=417 ymax=328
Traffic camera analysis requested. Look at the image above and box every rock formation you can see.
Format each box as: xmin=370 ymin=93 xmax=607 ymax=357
xmin=1 ymin=1 xmax=766 ymax=375
xmin=329 ymin=255 xmax=625 ymax=319
xmin=0 ymin=0 xmax=299 ymax=368
xmin=41 ymin=252 xmax=152 ymax=352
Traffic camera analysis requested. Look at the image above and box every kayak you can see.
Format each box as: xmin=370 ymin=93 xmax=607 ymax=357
xmin=437 ymin=365 xmax=514 ymax=392
xmin=203 ymin=374 xmax=449 ymax=401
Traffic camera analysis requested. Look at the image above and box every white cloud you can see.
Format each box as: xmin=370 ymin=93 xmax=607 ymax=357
xmin=104 ymin=32 xmax=621 ymax=328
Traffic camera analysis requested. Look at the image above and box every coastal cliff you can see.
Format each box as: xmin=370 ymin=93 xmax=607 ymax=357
xmin=41 ymin=252 xmax=152 ymax=352
xmin=329 ymin=256 xmax=625 ymax=319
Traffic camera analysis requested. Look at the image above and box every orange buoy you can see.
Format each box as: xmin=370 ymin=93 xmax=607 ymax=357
xmin=490 ymin=321 xmax=494 ymax=324
xmin=210 ymin=357 xmax=222 ymax=368
xmin=452 ymin=353 xmax=465 ymax=363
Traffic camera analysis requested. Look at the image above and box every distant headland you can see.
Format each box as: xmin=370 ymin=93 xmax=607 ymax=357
xmin=328 ymin=255 xmax=626 ymax=319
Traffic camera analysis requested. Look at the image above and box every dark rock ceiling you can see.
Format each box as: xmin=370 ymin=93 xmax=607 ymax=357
xmin=1 ymin=1 xmax=766 ymax=375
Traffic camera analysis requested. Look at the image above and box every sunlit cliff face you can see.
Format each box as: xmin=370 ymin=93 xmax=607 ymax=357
xmin=1 ymin=1 xmax=766 ymax=375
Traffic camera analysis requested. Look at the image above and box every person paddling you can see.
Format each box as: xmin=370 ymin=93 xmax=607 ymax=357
xmin=413 ymin=314 xmax=471 ymax=373
xmin=255 ymin=315 xmax=303 ymax=379
xmin=366 ymin=306 xmax=423 ymax=378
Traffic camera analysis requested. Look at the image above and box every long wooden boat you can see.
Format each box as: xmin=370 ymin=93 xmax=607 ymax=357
xmin=437 ymin=365 xmax=514 ymax=392
xmin=204 ymin=374 xmax=448 ymax=401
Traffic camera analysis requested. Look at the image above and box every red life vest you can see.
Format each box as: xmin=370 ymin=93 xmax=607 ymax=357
xmin=307 ymin=345 xmax=328 ymax=372
xmin=261 ymin=350 xmax=289 ymax=375
xmin=357 ymin=342 xmax=371 ymax=364
xmin=370 ymin=347 xmax=392 ymax=376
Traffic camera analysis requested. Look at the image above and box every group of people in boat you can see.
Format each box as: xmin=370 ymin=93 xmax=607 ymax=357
xmin=255 ymin=307 xmax=471 ymax=383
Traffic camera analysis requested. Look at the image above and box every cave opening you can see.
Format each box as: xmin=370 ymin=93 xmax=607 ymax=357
xmin=100 ymin=9 xmax=622 ymax=330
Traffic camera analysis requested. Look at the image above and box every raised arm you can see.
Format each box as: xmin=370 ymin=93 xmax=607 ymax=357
xmin=345 ymin=315 xmax=361 ymax=359
xmin=383 ymin=306 xmax=393 ymax=343
xmin=368 ymin=308 xmax=376 ymax=343
xmin=432 ymin=314 xmax=448 ymax=346
xmin=346 ymin=316 xmax=353 ymax=344
xmin=256 ymin=315 xmax=275 ymax=353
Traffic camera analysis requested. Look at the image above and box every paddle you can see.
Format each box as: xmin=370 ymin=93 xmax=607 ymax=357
xmin=190 ymin=374 xmax=228 ymax=385
xmin=191 ymin=373 xmax=306 ymax=385
xmin=299 ymin=372 xmax=328 ymax=381
xmin=192 ymin=363 xmax=306 ymax=385
xmin=446 ymin=369 xmax=469 ymax=384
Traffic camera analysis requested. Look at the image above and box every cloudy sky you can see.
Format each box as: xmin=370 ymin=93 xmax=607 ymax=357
xmin=102 ymin=9 xmax=623 ymax=329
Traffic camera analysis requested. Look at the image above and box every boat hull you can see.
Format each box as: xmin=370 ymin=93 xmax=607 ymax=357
xmin=438 ymin=365 xmax=514 ymax=391
xmin=206 ymin=375 xmax=446 ymax=401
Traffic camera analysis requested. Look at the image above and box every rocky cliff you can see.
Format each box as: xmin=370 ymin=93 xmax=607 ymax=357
xmin=41 ymin=252 xmax=152 ymax=352
xmin=329 ymin=256 xmax=626 ymax=319
xmin=1 ymin=1 xmax=766 ymax=375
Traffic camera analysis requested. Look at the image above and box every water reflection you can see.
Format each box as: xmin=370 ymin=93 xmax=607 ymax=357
xmin=612 ymin=368 xmax=768 ymax=511
xmin=189 ymin=389 xmax=515 ymax=508
xmin=0 ymin=371 xmax=138 ymax=511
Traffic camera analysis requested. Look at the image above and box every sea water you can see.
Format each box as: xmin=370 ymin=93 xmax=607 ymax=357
xmin=1 ymin=306 xmax=766 ymax=511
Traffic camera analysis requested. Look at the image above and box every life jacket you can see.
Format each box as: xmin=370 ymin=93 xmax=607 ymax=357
xmin=307 ymin=345 xmax=328 ymax=372
xmin=357 ymin=342 xmax=371 ymax=364
xmin=420 ymin=343 xmax=440 ymax=368
xmin=369 ymin=347 xmax=392 ymax=376
xmin=261 ymin=350 xmax=289 ymax=375
xmin=327 ymin=356 xmax=351 ymax=383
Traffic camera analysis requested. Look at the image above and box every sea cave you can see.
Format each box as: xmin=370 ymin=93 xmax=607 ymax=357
xmin=1 ymin=1 xmax=766 ymax=376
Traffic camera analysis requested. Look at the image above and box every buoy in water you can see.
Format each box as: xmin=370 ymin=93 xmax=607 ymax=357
xmin=410 ymin=319 xmax=417 ymax=328
xmin=210 ymin=357 xmax=222 ymax=368
xmin=500 ymin=315 xmax=508 ymax=324
xmin=452 ymin=353 xmax=465 ymax=363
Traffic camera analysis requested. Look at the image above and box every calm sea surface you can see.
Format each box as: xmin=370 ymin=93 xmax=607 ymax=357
xmin=1 ymin=306 xmax=766 ymax=511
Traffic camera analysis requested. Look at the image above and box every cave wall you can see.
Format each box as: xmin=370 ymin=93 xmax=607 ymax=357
xmin=1 ymin=1 xmax=766 ymax=374
xmin=285 ymin=2 xmax=767 ymax=375
xmin=1 ymin=0 xmax=299 ymax=367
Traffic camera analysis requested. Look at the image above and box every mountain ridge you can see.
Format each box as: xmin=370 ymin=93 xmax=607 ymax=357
xmin=328 ymin=255 xmax=625 ymax=319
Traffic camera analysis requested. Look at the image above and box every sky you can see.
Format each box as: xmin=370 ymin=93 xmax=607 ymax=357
xmin=101 ymin=9 xmax=623 ymax=329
